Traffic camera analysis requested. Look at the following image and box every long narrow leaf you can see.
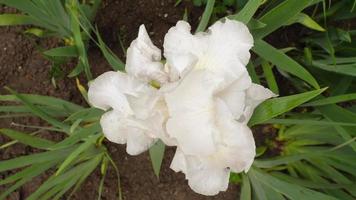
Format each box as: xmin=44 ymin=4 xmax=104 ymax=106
xmin=195 ymin=0 xmax=215 ymax=32
xmin=0 ymin=129 xmax=55 ymax=150
xmin=249 ymin=88 xmax=326 ymax=126
xmin=149 ymin=140 xmax=165 ymax=178
xmin=229 ymin=0 xmax=261 ymax=24
xmin=253 ymin=40 xmax=320 ymax=89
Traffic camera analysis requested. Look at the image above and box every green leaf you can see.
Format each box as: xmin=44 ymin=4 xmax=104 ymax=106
xmin=266 ymin=118 xmax=356 ymax=127
xmin=55 ymin=134 xmax=100 ymax=175
xmin=69 ymin=3 xmax=91 ymax=80
xmin=0 ymin=129 xmax=55 ymax=150
xmin=52 ymin=122 xmax=101 ymax=149
xmin=248 ymin=170 xmax=267 ymax=200
xmin=253 ymin=39 xmax=320 ymax=89
xmin=311 ymin=61 xmax=356 ymax=77
xmin=95 ymin=28 xmax=125 ymax=71
xmin=0 ymin=161 xmax=58 ymax=200
xmin=0 ymin=105 xmax=69 ymax=117
xmin=271 ymin=172 xmax=347 ymax=189
xmin=250 ymin=168 xmax=339 ymax=200
xmin=254 ymin=153 xmax=314 ymax=168
xmin=240 ymin=174 xmax=251 ymax=200
xmin=149 ymin=140 xmax=165 ymax=178
xmin=247 ymin=18 xmax=266 ymax=30
xmin=27 ymin=155 xmax=102 ymax=200
xmin=0 ymin=160 xmax=57 ymax=186
xmin=4 ymin=88 xmax=71 ymax=132
xmin=24 ymin=27 xmax=45 ymax=37
xmin=286 ymin=13 xmax=325 ymax=32
xmin=229 ymin=0 xmax=261 ymax=24
xmin=261 ymin=60 xmax=279 ymax=94
xmin=64 ymin=107 xmax=103 ymax=123
xmin=318 ymin=105 xmax=356 ymax=151
xmin=0 ymin=94 xmax=83 ymax=113
xmin=254 ymin=0 xmax=318 ymax=38
xmin=247 ymin=62 xmax=260 ymax=84
xmin=0 ymin=14 xmax=35 ymax=26
xmin=303 ymin=93 xmax=356 ymax=106
xmin=196 ymin=0 xmax=215 ymax=32
xmin=249 ymin=88 xmax=326 ymax=126
xmin=68 ymin=61 xmax=84 ymax=78
xmin=0 ymin=0 xmax=71 ymax=37
xmin=0 ymin=146 xmax=76 ymax=172
xmin=43 ymin=46 xmax=78 ymax=57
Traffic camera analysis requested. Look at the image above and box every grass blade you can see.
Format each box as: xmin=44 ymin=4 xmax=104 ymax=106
xmin=303 ymin=93 xmax=356 ymax=106
xmin=0 ymin=146 xmax=75 ymax=172
xmin=249 ymin=88 xmax=326 ymax=126
xmin=0 ymin=14 xmax=35 ymax=25
xmin=43 ymin=46 xmax=78 ymax=57
xmin=261 ymin=60 xmax=279 ymax=94
xmin=55 ymin=134 xmax=100 ymax=175
xmin=253 ymin=39 xmax=320 ymax=89
xmin=0 ymin=129 xmax=54 ymax=150
xmin=149 ymin=140 xmax=165 ymax=178
xmin=240 ymin=174 xmax=251 ymax=200
xmin=5 ymin=87 xmax=70 ymax=132
xmin=229 ymin=0 xmax=261 ymax=24
xmin=250 ymin=168 xmax=339 ymax=200
xmin=195 ymin=0 xmax=215 ymax=32
xmin=254 ymin=0 xmax=318 ymax=39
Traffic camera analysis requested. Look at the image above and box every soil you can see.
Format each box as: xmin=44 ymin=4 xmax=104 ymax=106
xmin=0 ymin=1 xmax=243 ymax=199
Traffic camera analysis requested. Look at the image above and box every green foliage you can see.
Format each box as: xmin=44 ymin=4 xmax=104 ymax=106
xmin=249 ymin=88 xmax=326 ymax=126
xmin=0 ymin=90 xmax=121 ymax=200
xmin=0 ymin=0 xmax=101 ymax=80
xmin=149 ymin=140 xmax=166 ymax=178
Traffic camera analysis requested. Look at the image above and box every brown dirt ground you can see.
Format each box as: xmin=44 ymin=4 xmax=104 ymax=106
xmin=0 ymin=1 xmax=245 ymax=199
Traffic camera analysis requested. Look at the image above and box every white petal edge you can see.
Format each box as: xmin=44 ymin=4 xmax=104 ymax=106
xmin=239 ymin=83 xmax=277 ymax=123
xmin=100 ymin=110 xmax=127 ymax=144
xmin=88 ymin=71 xmax=133 ymax=113
xmin=126 ymin=25 xmax=168 ymax=83
xmin=125 ymin=127 xmax=156 ymax=155
xmin=185 ymin=157 xmax=230 ymax=196
xmin=163 ymin=21 xmax=207 ymax=81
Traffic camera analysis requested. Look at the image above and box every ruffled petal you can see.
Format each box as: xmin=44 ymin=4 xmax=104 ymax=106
xmin=146 ymin=98 xmax=177 ymax=146
xmin=185 ymin=157 xmax=230 ymax=196
xmin=100 ymin=110 xmax=156 ymax=155
xmin=214 ymin=98 xmax=256 ymax=172
xmin=100 ymin=110 xmax=127 ymax=144
xmin=170 ymin=148 xmax=187 ymax=172
xmin=126 ymin=25 xmax=168 ymax=83
xmin=239 ymin=83 xmax=276 ymax=123
xmin=217 ymin=71 xmax=252 ymax=119
xmin=200 ymin=19 xmax=253 ymax=89
xmin=207 ymin=19 xmax=253 ymax=66
xmin=126 ymin=127 xmax=156 ymax=155
xmin=88 ymin=71 xmax=133 ymax=113
xmin=163 ymin=21 xmax=208 ymax=81
xmin=164 ymin=19 xmax=253 ymax=88
xmin=165 ymin=70 xmax=217 ymax=156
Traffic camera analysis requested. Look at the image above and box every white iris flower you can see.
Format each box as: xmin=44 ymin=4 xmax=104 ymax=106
xmin=88 ymin=18 xmax=275 ymax=196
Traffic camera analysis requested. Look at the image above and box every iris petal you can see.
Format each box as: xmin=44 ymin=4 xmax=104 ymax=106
xmin=126 ymin=25 xmax=168 ymax=83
